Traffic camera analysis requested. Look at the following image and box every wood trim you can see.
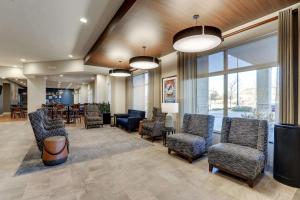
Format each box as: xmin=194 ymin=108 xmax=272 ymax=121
xmin=84 ymin=0 xmax=136 ymax=64
xmin=223 ymin=16 xmax=278 ymax=38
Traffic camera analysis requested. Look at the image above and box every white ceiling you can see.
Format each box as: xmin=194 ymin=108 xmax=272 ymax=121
xmin=0 ymin=0 xmax=123 ymax=67
xmin=46 ymin=73 xmax=95 ymax=89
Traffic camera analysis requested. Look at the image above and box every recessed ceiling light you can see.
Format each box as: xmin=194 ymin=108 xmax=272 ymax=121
xmin=80 ymin=18 xmax=87 ymax=23
xmin=68 ymin=54 xmax=73 ymax=58
xmin=20 ymin=58 xmax=26 ymax=62
xmin=13 ymin=65 xmax=17 ymax=68
xmin=59 ymin=74 xmax=63 ymax=77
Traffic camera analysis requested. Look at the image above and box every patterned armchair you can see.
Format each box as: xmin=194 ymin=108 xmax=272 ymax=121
xmin=140 ymin=107 xmax=167 ymax=142
xmin=28 ymin=110 xmax=69 ymax=152
xmin=39 ymin=108 xmax=64 ymax=129
xmin=208 ymin=117 xmax=268 ymax=187
xmin=167 ymin=114 xmax=215 ymax=163
xmin=84 ymin=104 xmax=103 ymax=129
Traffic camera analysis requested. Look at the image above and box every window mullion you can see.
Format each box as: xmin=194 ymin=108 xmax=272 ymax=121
xmin=224 ymin=50 xmax=228 ymax=117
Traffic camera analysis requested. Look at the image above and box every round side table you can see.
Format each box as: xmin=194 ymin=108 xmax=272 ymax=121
xmin=162 ymin=127 xmax=176 ymax=146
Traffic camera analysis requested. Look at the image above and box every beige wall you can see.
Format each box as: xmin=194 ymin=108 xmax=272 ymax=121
xmin=27 ymin=77 xmax=46 ymax=112
xmin=160 ymin=52 xmax=178 ymax=78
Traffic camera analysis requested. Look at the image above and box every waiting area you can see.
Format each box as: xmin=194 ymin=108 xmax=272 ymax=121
xmin=0 ymin=1 xmax=300 ymax=200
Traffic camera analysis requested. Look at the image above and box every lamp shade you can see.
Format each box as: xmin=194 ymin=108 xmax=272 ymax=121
xmin=161 ymin=103 xmax=178 ymax=114
xmin=129 ymin=56 xmax=159 ymax=69
xmin=173 ymin=25 xmax=222 ymax=53
xmin=109 ymin=69 xmax=131 ymax=77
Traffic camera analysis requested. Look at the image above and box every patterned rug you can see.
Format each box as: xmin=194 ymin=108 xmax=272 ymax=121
xmin=15 ymin=126 xmax=152 ymax=176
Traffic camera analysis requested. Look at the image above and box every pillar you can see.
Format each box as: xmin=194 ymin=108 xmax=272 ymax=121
xmin=27 ymin=77 xmax=46 ymax=112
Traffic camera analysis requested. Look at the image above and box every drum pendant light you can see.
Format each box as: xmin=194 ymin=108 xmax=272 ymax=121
xmin=129 ymin=46 xmax=159 ymax=69
xmin=173 ymin=15 xmax=223 ymax=53
xmin=109 ymin=61 xmax=131 ymax=77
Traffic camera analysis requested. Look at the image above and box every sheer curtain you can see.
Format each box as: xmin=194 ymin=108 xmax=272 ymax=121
xmin=177 ymin=52 xmax=197 ymax=128
xmin=147 ymin=67 xmax=161 ymax=118
xmin=132 ymin=73 xmax=147 ymax=111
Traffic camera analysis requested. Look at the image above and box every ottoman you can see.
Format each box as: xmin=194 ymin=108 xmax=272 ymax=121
xmin=42 ymin=136 xmax=69 ymax=166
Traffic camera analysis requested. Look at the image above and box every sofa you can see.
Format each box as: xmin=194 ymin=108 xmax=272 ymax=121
xmin=116 ymin=109 xmax=145 ymax=132
xmin=167 ymin=114 xmax=215 ymax=163
xmin=140 ymin=107 xmax=167 ymax=141
xmin=84 ymin=104 xmax=103 ymax=129
xmin=28 ymin=110 xmax=69 ymax=152
xmin=208 ymin=117 xmax=268 ymax=187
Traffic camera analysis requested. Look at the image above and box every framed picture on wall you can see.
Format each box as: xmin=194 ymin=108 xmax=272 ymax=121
xmin=162 ymin=76 xmax=177 ymax=103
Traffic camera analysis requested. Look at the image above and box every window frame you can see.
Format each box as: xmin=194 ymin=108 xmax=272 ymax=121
xmin=196 ymin=33 xmax=278 ymax=133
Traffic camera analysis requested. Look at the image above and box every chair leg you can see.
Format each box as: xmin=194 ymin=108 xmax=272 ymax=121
xmin=168 ymin=148 xmax=171 ymax=154
xmin=188 ymin=157 xmax=193 ymax=164
xmin=209 ymin=164 xmax=213 ymax=172
xmin=247 ymin=179 xmax=254 ymax=188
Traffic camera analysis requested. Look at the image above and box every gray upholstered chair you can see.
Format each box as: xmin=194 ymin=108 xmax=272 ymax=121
xmin=140 ymin=107 xmax=167 ymax=142
xmin=28 ymin=110 xmax=69 ymax=152
xmin=39 ymin=108 xmax=64 ymax=129
xmin=208 ymin=117 xmax=268 ymax=188
xmin=84 ymin=104 xmax=103 ymax=129
xmin=167 ymin=114 xmax=215 ymax=163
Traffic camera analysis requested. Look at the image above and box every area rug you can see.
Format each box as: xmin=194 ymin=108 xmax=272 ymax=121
xmin=15 ymin=126 xmax=152 ymax=176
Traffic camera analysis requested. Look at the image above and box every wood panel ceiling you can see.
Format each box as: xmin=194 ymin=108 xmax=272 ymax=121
xmin=85 ymin=0 xmax=298 ymax=69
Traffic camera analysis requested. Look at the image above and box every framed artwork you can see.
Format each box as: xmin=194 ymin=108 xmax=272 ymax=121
xmin=162 ymin=76 xmax=177 ymax=103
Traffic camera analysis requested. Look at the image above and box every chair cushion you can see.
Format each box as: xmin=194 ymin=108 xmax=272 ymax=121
xmin=208 ymin=143 xmax=265 ymax=180
xmin=86 ymin=116 xmax=101 ymax=121
xmin=117 ymin=118 xmax=128 ymax=128
xmin=142 ymin=121 xmax=155 ymax=130
xmin=228 ymin=118 xmax=259 ymax=149
xmin=167 ymin=133 xmax=206 ymax=158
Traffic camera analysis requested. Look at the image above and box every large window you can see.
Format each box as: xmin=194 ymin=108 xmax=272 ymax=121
xmin=196 ymin=35 xmax=278 ymax=139
xmin=132 ymin=73 xmax=148 ymax=113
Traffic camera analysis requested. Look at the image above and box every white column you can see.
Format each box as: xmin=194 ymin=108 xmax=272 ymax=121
xmin=110 ymin=77 xmax=126 ymax=114
xmin=79 ymin=84 xmax=88 ymax=104
xmin=27 ymin=77 xmax=46 ymax=112
xmin=94 ymin=74 xmax=109 ymax=103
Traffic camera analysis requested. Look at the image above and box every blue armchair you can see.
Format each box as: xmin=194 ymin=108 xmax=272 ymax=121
xmin=116 ymin=109 xmax=145 ymax=132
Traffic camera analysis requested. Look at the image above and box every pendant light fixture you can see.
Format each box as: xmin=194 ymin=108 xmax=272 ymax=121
xmin=129 ymin=46 xmax=159 ymax=69
xmin=109 ymin=61 xmax=131 ymax=77
xmin=173 ymin=14 xmax=223 ymax=53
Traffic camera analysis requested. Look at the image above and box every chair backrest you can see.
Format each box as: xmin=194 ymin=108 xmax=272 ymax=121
xmin=128 ymin=109 xmax=145 ymax=118
xmin=152 ymin=107 xmax=166 ymax=121
xmin=221 ymin=117 xmax=268 ymax=152
xmin=28 ymin=111 xmax=46 ymax=151
xmin=85 ymin=104 xmax=100 ymax=116
xmin=182 ymin=114 xmax=215 ymax=149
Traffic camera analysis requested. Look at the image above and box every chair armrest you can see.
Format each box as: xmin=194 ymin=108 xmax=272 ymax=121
xmin=128 ymin=117 xmax=143 ymax=130
xmin=115 ymin=114 xmax=129 ymax=118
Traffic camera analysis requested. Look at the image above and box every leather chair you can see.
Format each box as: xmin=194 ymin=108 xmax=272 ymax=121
xmin=140 ymin=107 xmax=167 ymax=141
xmin=167 ymin=114 xmax=215 ymax=163
xmin=116 ymin=109 xmax=145 ymax=132
xmin=208 ymin=117 xmax=268 ymax=187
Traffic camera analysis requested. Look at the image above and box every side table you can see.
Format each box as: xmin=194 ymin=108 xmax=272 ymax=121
xmin=162 ymin=127 xmax=176 ymax=146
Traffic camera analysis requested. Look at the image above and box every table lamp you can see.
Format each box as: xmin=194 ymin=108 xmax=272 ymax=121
xmin=161 ymin=103 xmax=178 ymax=128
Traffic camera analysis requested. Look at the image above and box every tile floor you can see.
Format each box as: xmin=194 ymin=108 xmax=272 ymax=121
xmin=0 ymin=121 xmax=298 ymax=200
